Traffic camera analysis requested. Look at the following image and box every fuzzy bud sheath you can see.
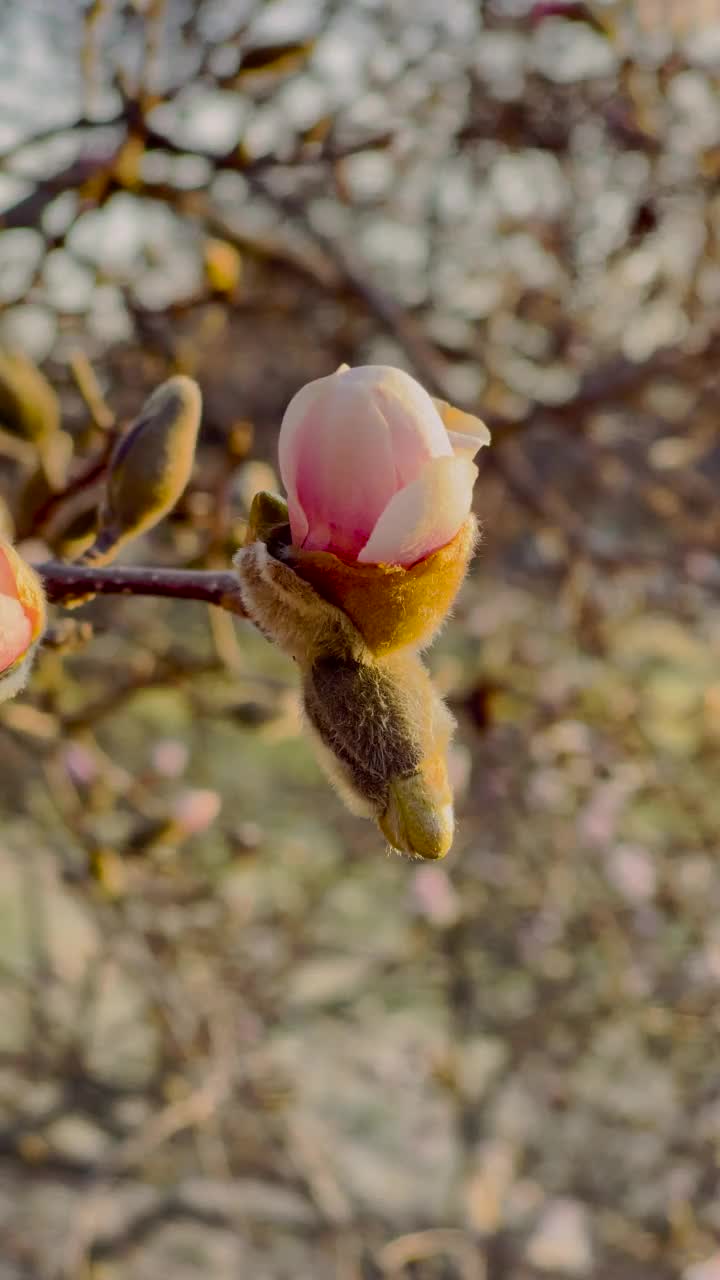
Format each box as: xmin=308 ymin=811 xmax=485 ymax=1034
xmin=0 ymin=541 xmax=46 ymax=703
xmin=234 ymin=496 xmax=476 ymax=859
xmin=289 ymin=516 xmax=476 ymax=655
xmin=61 ymin=376 xmax=203 ymax=609
xmin=82 ymin=376 xmax=202 ymax=566
xmin=234 ymin=365 xmax=489 ymax=859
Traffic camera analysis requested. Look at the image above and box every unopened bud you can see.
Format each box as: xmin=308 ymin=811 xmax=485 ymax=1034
xmin=234 ymin=536 xmax=364 ymax=665
xmin=303 ymin=649 xmax=456 ymax=859
xmin=235 ymin=514 xmax=461 ymax=858
xmin=0 ymin=348 xmax=60 ymax=444
xmin=0 ymin=349 xmax=71 ymax=489
xmin=0 ymin=540 xmax=46 ymax=703
xmin=243 ymin=490 xmax=290 ymax=547
xmin=82 ymin=375 xmax=202 ymax=565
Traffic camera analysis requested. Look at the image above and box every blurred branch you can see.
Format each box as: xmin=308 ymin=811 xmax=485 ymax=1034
xmin=246 ymin=172 xmax=448 ymax=393
xmin=86 ymin=1196 xmax=235 ymax=1264
xmin=87 ymin=1180 xmax=319 ymax=1264
xmin=30 ymin=449 xmax=110 ymax=534
xmin=377 ymin=1228 xmax=485 ymax=1279
xmin=0 ymin=146 xmax=124 ymax=230
xmin=60 ymin=656 xmax=221 ymax=731
xmin=39 ymin=562 xmax=247 ymax=615
xmin=69 ymin=349 xmax=115 ymax=433
xmin=0 ymin=115 xmax=124 ymax=164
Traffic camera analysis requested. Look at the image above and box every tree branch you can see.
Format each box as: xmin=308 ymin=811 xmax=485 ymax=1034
xmin=38 ymin=561 xmax=247 ymax=616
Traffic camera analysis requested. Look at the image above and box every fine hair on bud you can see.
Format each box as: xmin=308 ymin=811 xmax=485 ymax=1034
xmin=303 ymin=649 xmax=456 ymax=859
xmin=303 ymin=656 xmax=423 ymax=814
xmin=0 ymin=645 xmax=39 ymax=704
xmin=234 ymin=539 xmax=367 ymax=666
xmin=82 ymin=375 xmax=202 ymax=566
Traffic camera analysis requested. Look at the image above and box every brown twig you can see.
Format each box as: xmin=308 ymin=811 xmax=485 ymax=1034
xmin=38 ymin=561 xmax=247 ymax=616
xmin=0 ymin=148 xmax=124 ymax=230
xmin=30 ymin=448 xmax=110 ymax=535
xmin=0 ymin=113 xmax=125 ymax=164
xmin=61 ymin=654 xmax=219 ymax=732
xmin=69 ymin=349 xmax=115 ymax=433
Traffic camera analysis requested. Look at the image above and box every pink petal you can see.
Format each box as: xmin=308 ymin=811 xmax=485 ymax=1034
xmin=278 ymin=378 xmax=317 ymax=547
xmin=432 ymin=397 xmax=491 ymax=460
xmin=294 ymin=388 xmax=405 ymax=557
xmin=0 ymin=594 xmax=32 ymax=672
xmin=358 ymin=456 xmax=477 ymax=567
xmin=278 ymin=366 xmax=452 ymax=558
xmin=0 ymin=548 xmax=18 ymax=598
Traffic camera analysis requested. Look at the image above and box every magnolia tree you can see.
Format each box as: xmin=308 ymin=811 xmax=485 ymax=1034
xmin=3 ymin=364 xmax=490 ymax=859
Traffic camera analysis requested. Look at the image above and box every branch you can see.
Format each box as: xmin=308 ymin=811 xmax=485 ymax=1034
xmin=38 ymin=561 xmax=247 ymax=616
xmin=0 ymin=147 xmax=124 ymax=230
xmin=0 ymin=114 xmax=125 ymax=163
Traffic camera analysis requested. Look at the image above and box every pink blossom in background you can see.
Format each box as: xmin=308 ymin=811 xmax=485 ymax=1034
xmin=152 ymin=739 xmax=190 ymax=778
xmin=279 ymin=365 xmax=490 ymax=566
xmin=62 ymin=743 xmax=99 ymax=786
xmin=412 ymin=865 xmax=460 ymax=927
xmin=172 ymin=788 xmax=222 ymax=835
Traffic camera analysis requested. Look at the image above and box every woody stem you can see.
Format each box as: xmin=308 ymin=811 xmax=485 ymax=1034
xmin=37 ymin=561 xmax=248 ymax=616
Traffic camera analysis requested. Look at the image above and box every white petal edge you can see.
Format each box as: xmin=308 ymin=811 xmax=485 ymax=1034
xmin=358 ymin=455 xmax=477 ymax=567
xmin=432 ymin=397 xmax=491 ymax=460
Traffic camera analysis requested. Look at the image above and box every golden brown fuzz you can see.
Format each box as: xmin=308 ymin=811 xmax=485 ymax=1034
xmin=288 ymin=515 xmax=478 ymax=656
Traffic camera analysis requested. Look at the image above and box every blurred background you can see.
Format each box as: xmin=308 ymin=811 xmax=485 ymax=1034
xmin=1 ymin=0 xmax=720 ymax=1276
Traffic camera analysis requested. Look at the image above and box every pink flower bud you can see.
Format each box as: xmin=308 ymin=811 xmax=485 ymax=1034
xmin=0 ymin=541 xmax=46 ymax=699
xmin=279 ymin=365 xmax=489 ymax=567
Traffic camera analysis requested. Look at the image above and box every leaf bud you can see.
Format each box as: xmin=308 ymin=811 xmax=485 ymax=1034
xmin=82 ymin=375 xmax=202 ymax=565
xmin=0 ymin=348 xmax=60 ymax=443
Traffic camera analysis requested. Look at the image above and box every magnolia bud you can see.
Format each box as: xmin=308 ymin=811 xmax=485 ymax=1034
xmin=0 ymin=348 xmax=60 ymax=444
xmin=234 ymin=538 xmax=456 ymax=858
xmin=0 ymin=540 xmax=46 ymax=703
xmin=0 ymin=349 xmax=72 ymax=490
xmin=303 ymin=650 xmax=455 ymax=859
xmin=244 ymin=490 xmax=290 ymax=547
xmin=234 ymin=357 xmax=491 ymax=858
xmin=234 ymin=537 xmax=365 ymax=664
xmin=82 ymin=375 xmax=202 ymax=565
